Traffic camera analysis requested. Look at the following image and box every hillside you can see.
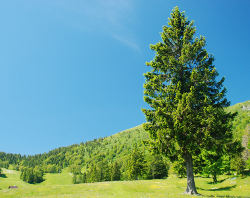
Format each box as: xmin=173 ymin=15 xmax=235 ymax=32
xmin=227 ymin=100 xmax=250 ymax=139
xmin=0 ymin=101 xmax=249 ymax=181
xmin=227 ymin=100 xmax=250 ymax=165
xmin=23 ymin=124 xmax=149 ymax=170
xmin=1 ymin=125 xmax=154 ymax=183
xmin=0 ymin=125 xmax=147 ymax=166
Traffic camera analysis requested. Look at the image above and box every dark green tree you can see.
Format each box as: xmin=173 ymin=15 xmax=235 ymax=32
xmin=145 ymin=154 xmax=168 ymax=179
xmin=142 ymin=6 xmax=240 ymax=195
xmin=98 ymin=161 xmax=111 ymax=181
xmin=20 ymin=167 xmax=44 ymax=184
xmin=201 ymin=151 xmax=230 ymax=183
xmin=127 ymin=146 xmax=145 ymax=180
xmin=86 ymin=163 xmax=99 ymax=183
xmin=110 ymin=162 xmax=121 ymax=181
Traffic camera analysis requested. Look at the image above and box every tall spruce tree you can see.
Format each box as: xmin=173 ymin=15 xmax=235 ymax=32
xmin=142 ymin=7 xmax=238 ymax=195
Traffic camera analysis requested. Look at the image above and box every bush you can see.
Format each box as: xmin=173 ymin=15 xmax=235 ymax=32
xmin=20 ymin=167 xmax=44 ymax=184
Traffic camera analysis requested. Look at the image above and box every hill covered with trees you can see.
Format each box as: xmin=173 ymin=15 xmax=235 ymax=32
xmin=0 ymin=101 xmax=249 ymax=184
xmin=0 ymin=125 xmax=169 ymax=183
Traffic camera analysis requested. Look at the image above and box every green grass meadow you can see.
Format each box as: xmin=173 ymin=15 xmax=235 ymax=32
xmin=0 ymin=169 xmax=249 ymax=198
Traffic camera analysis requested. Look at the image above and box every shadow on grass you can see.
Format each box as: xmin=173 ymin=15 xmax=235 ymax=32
xmin=0 ymin=174 xmax=7 ymax=178
xmin=207 ymin=178 xmax=228 ymax=184
xmin=197 ymin=184 xmax=248 ymax=198
xmin=197 ymin=184 xmax=236 ymax=192
xmin=241 ymin=170 xmax=250 ymax=177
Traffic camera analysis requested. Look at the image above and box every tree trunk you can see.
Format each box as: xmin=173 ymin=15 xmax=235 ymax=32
xmin=185 ymin=153 xmax=199 ymax=195
xmin=212 ymin=174 xmax=217 ymax=183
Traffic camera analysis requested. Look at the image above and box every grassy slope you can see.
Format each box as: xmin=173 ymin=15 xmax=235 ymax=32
xmin=0 ymin=168 xmax=249 ymax=198
xmin=0 ymin=101 xmax=249 ymax=197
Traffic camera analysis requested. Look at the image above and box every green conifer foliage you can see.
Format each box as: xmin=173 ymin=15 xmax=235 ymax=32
xmin=127 ymin=146 xmax=145 ymax=180
xmin=110 ymin=162 xmax=121 ymax=181
xmin=142 ymin=7 xmax=240 ymax=195
xmin=145 ymin=154 xmax=168 ymax=179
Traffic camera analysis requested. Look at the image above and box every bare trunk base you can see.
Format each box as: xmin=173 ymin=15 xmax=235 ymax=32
xmin=185 ymin=153 xmax=199 ymax=195
xmin=185 ymin=188 xmax=200 ymax=195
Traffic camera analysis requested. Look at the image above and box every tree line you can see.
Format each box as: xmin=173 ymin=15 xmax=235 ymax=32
xmin=0 ymin=113 xmax=248 ymax=185
xmin=71 ymin=146 xmax=168 ymax=184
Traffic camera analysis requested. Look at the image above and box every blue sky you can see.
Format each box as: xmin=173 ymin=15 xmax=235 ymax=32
xmin=0 ymin=0 xmax=249 ymax=155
